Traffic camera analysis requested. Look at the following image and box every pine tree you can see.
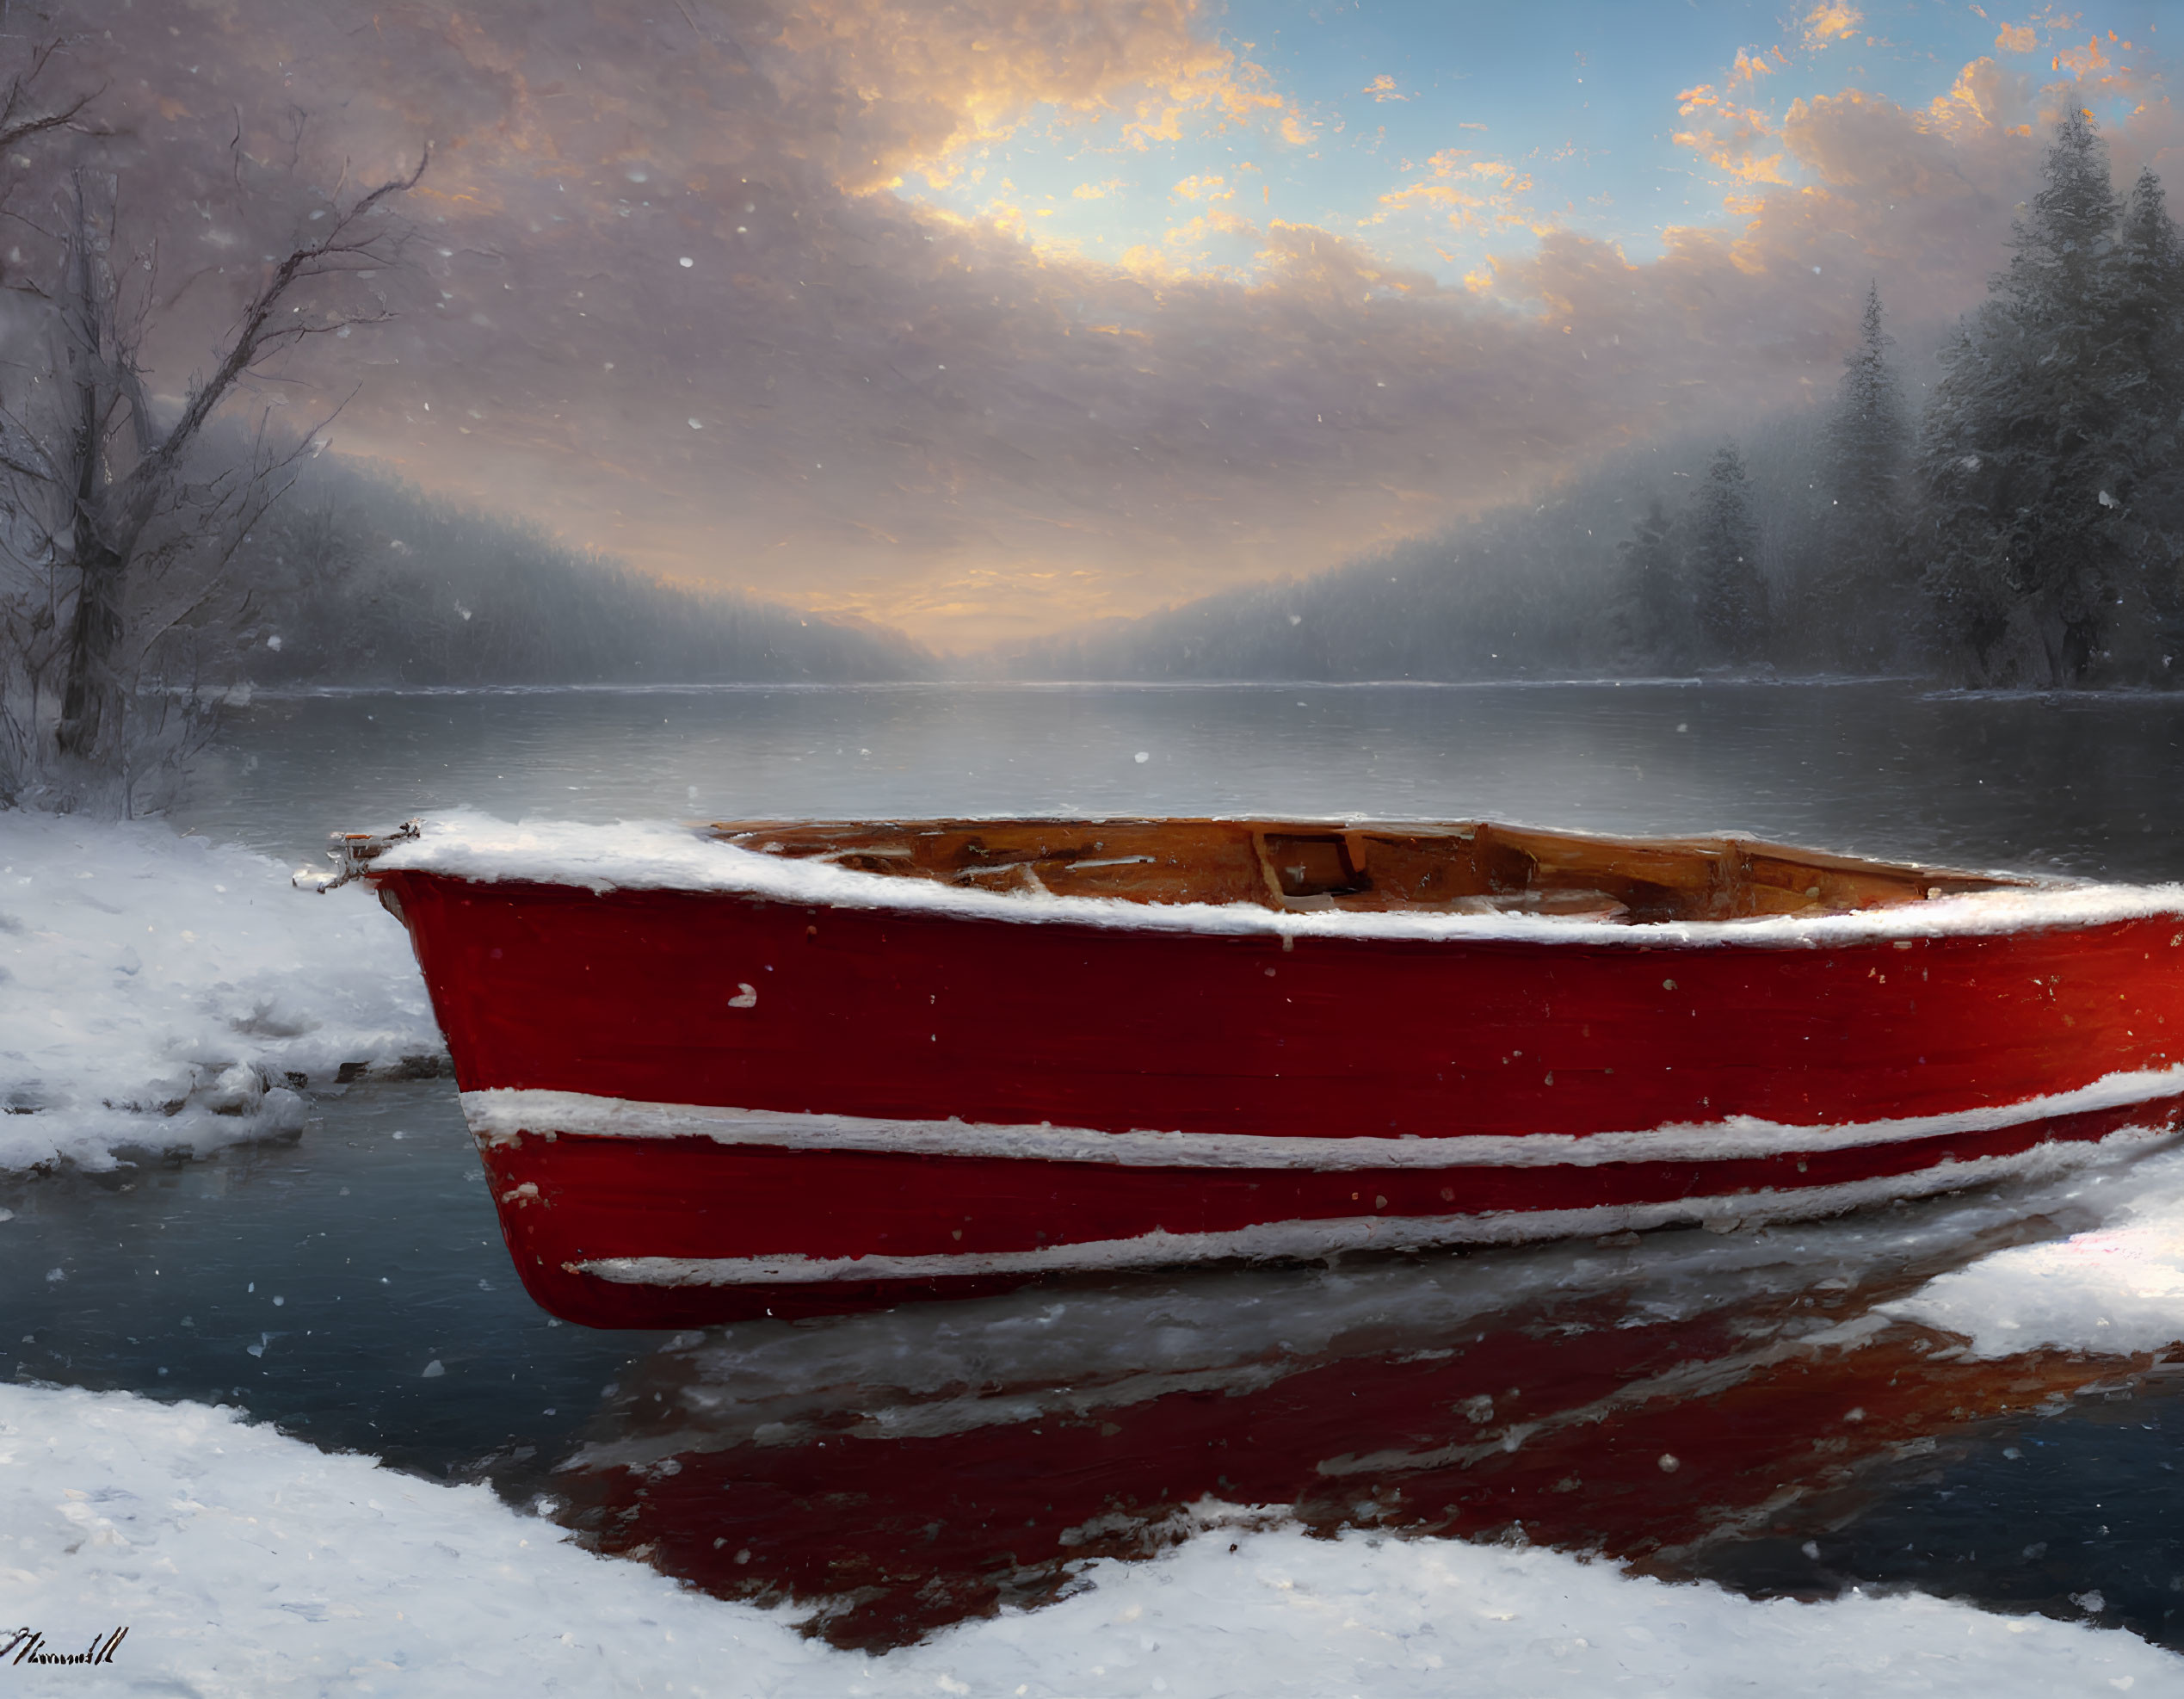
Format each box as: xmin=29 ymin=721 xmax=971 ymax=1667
xmin=2108 ymin=168 xmax=2182 ymax=379
xmin=1914 ymin=108 xmax=2124 ymax=686
xmin=1827 ymin=283 xmax=1907 ymax=512
xmin=1820 ymin=283 xmax=1909 ymax=668
xmin=1614 ymin=497 xmax=1686 ymax=666
xmin=1690 ymin=443 xmax=1768 ymax=664
xmin=2099 ymin=166 xmax=2184 ymax=679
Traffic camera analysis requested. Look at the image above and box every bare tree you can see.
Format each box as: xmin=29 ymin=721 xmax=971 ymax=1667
xmin=0 ymin=30 xmax=90 ymax=147
xmin=0 ymin=102 xmax=424 ymax=812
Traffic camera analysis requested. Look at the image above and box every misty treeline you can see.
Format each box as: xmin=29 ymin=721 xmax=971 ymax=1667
xmin=225 ymin=457 xmax=928 ymax=691
xmin=1007 ymin=110 xmax=2184 ymax=691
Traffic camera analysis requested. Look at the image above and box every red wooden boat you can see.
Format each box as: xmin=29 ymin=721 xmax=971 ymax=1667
xmin=330 ymin=812 xmax=2184 ymax=1328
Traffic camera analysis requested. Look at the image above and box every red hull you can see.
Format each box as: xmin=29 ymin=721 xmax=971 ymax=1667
xmin=372 ymin=861 xmax=2184 ymax=1328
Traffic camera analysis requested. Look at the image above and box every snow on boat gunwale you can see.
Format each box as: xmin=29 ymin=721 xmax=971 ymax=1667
xmin=361 ymin=808 xmax=2184 ymax=946
xmin=346 ymin=811 xmax=2184 ymax=1327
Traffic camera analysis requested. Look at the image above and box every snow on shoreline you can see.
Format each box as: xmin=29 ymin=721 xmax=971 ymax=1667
xmin=3 ymin=1381 xmax=2177 ymax=1697
xmin=0 ymin=813 xmax=441 ymax=1172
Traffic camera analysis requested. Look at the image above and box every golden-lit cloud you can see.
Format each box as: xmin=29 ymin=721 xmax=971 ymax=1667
xmin=1729 ymin=46 xmax=1785 ymax=87
xmin=1116 ymin=42 xmax=1300 ymax=152
xmin=756 ymin=0 xmax=1262 ymax=190
xmin=1673 ymin=101 xmax=1789 ymax=183
xmin=1996 ymin=22 xmax=2039 ymax=53
xmin=2052 ymin=34 xmax=2111 ymax=76
xmin=1925 ymin=57 xmax=2033 ymax=138
xmin=1162 ymin=207 xmax=1260 ymax=252
xmin=1373 ymin=182 xmax=1484 ymax=218
xmin=1367 ymin=150 xmax=1531 ymax=229
xmin=1800 ymin=3 xmax=1864 ymax=47
xmin=1362 ymin=74 xmax=1409 ymax=102
xmin=1170 ymin=174 xmax=1235 ymax=201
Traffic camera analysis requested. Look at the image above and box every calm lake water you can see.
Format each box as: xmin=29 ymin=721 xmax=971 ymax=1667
xmin=176 ymin=677 xmax=2184 ymax=880
xmin=15 ymin=678 xmax=2184 ymax=1650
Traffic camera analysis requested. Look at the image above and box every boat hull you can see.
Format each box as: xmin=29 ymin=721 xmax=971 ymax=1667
xmin=373 ymin=868 xmax=2184 ymax=1327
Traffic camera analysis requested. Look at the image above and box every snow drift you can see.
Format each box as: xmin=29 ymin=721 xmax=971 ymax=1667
xmin=0 ymin=814 xmax=440 ymax=1172
xmin=3 ymin=1380 xmax=2177 ymax=1696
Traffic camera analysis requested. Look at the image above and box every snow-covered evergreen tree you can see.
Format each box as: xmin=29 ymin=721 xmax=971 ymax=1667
xmin=1826 ymin=284 xmax=1907 ymax=512
xmin=2099 ymin=165 xmax=2184 ymax=680
xmin=2107 ymin=167 xmax=2182 ymax=391
xmin=1818 ymin=283 xmax=1910 ymax=669
xmin=1690 ymin=443 xmax=1768 ymax=664
xmin=1613 ymin=497 xmax=1687 ymax=668
xmin=1914 ymin=108 xmax=2125 ymax=687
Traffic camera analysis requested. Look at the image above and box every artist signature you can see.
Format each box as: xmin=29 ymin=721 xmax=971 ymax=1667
xmin=1 ymin=1626 xmax=127 ymax=1666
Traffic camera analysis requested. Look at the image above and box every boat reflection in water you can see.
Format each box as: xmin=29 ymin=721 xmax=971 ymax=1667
xmin=540 ymin=1152 xmax=2183 ymax=1652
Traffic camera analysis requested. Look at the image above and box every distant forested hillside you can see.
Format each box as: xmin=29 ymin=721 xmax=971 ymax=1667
xmin=993 ymin=111 xmax=2184 ymax=693
xmin=228 ymin=459 xmax=931 ymax=689
xmin=986 ymin=414 xmax=1833 ymax=683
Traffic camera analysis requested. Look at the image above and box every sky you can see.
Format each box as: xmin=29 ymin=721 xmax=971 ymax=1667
xmin=915 ymin=1 xmax=2168 ymax=281
xmin=41 ymin=0 xmax=2184 ymax=649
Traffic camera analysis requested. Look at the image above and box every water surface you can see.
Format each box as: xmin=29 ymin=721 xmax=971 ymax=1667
xmin=182 ymin=679 xmax=2184 ymax=882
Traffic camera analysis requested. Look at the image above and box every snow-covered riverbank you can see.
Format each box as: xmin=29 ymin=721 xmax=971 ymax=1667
xmin=0 ymin=814 xmax=438 ymax=1172
xmin=4 ymin=1379 xmax=2176 ymax=1697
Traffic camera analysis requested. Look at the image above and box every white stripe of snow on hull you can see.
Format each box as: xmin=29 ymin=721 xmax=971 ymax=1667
xmin=566 ymin=1127 xmax=2177 ymax=1286
xmin=375 ymin=810 xmax=2184 ymax=948
xmin=461 ymin=1067 xmax=2184 ymax=1171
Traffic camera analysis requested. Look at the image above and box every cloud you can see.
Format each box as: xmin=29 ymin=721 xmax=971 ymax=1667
xmin=1729 ymin=46 xmax=1786 ymax=87
xmin=1673 ymin=100 xmax=1790 ymax=183
xmin=1361 ymin=74 xmax=1408 ymax=102
xmin=1373 ymin=182 xmax=1486 ymax=220
xmin=1925 ymin=57 xmax=2034 ymax=138
xmin=1114 ymin=38 xmax=1302 ymax=152
xmin=2052 ymin=34 xmax=2112 ymax=77
xmin=1996 ymin=22 xmax=2040 ymax=53
xmin=1800 ymin=3 xmax=1865 ymax=48
xmin=1368 ymin=150 xmax=1532 ymax=230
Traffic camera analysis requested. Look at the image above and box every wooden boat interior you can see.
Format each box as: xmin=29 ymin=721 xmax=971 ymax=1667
xmin=706 ymin=819 xmax=2027 ymax=924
